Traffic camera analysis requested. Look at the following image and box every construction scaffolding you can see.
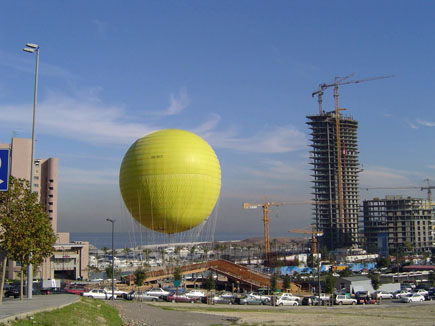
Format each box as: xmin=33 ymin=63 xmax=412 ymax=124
xmin=306 ymin=111 xmax=360 ymax=250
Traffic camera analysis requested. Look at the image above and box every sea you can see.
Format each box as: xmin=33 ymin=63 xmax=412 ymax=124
xmin=69 ymin=232 xmax=260 ymax=250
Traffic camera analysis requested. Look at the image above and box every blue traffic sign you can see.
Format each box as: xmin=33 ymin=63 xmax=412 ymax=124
xmin=0 ymin=149 xmax=10 ymax=191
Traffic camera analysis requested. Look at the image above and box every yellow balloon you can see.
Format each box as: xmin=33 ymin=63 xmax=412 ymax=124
xmin=119 ymin=129 xmax=221 ymax=234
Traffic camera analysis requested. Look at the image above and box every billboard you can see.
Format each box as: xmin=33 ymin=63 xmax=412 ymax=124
xmin=0 ymin=149 xmax=10 ymax=191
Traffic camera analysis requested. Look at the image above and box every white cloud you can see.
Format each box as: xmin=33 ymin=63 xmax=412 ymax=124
xmin=143 ymin=88 xmax=190 ymax=117
xmin=0 ymin=91 xmax=158 ymax=145
xmin=416 ymin=119 xmax=435 ymax=127
xmin=426 ymin=165 xmax=435 ymax=169
xmin=0 ymin=87 xmax=305 ymax=154
xmin=243 ymin=159 xmax=309 ymax=181
xmin=359 ymin=165 xmax=423 ymax=188
xmin=202 ymin=125 xmax=307 ymax=154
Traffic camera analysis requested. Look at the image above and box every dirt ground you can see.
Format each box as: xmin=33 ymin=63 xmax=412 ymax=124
xmin=111 ymin=300 xmax=435 ymax=326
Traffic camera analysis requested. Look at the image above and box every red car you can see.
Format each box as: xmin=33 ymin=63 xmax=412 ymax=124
xmin=166 ymin=293 xmax=198 ymax=303
xmin=64 ymin=286 xmax=86 ymax=295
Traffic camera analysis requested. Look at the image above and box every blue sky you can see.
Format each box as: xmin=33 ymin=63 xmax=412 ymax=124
xmin=0 ymin=1 xmax=434 ymax=237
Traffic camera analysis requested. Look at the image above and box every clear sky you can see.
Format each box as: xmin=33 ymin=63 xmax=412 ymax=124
xmin=0 ymin=1 xmax=434 ymax=238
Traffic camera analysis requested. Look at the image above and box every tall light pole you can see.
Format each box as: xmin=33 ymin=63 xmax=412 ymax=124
xmin=23 ymin=42 xmax=39 ymax=300
xmin=106 ymin=218 xmax=115 ymax=301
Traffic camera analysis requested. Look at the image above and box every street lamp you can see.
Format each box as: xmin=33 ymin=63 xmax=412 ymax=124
xmin=106 ymin=218 xmax=115 ymax=301
xmin=23 ymin=42 xmax=39 ymax=300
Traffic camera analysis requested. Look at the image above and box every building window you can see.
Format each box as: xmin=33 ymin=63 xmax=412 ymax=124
xmin=49 ymin=186 xmax=54 ymax=190
xmin=49 ymin=179 xmax=54 ymax=182
xmin=49 ymin=210 xmax=53 ymax=213
xmin=49 ymin=194 xmax=53 ymax=198
xmin=49 ymin=202 xmax=53 ymax=205
xmin=34 ymin=183 xmax=39 ymax=188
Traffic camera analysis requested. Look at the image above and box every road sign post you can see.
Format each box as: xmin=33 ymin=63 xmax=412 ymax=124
xmin=0 ymin=149 xmax=10 ymax=192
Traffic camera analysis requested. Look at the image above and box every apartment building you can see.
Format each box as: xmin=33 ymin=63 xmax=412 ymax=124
xmin=0 ymin=138 xmax=88 ymax=280
xmin=363 ymin=196 xmax=433 ymax=253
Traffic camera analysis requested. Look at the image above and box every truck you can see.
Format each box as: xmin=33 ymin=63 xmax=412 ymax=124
xmin=42 ymin=279 xmax=60 ymax=289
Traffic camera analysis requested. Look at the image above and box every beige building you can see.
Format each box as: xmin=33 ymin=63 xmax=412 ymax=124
xmin=363 ymin=195 xmax=434 ymax=253
xmin=0 ymin=138 xmax=89 ymax=280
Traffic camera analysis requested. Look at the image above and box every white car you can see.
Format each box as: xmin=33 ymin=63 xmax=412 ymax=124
xmin=82 ymin=289 xmax=116 ymax=300
xmin=145 ymin=288 xmax=171 ymax=297
xmin=373 ymin=291 xmax=393 ymax=299
xmin=276 ymin=297 xmax=299 ymax=306
xmin=400 ymin=293 xmax=425 ymax=303
xmin=414 ymin=289 xmax=429 ymax=296
xmin=394 ymin=290 xmax=411 ymax=299
xmin=279 ymin=293 xmax=301 ymax=302
xmin=103 ymin=287 xmax=128 ymax=298
xmin=185 ymin=289 xmax=206 ymax=298
xmin=248 ymin=292 xmax=271 ymax=303
xmin=335 ymin=295 xmax=357 ymax=305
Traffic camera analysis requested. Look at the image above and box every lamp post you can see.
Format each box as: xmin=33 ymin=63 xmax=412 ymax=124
xmin=23 ymin=42 xmax=39 ymax=300
xmin=106 ymin=219 xmax=115 ymax=301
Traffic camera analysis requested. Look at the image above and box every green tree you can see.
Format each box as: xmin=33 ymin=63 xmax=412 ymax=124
xmin=270 ymin=272 xmax=279 ymax=292
xmin=173 ymin=266 xmax=182 ymax=283
xmin=134 ymin=267 xmax=147 ymax=287
xmin=282 ymin=274 xmax=291 ymax=291
xmin=0 ymin=177 xmax=57 ymax=301
xmin=368 ymin=271 xmax=380 ymax=290
xmin=376 ymin=256 xmax=390 ymax=269
xmin=204 ymin=272 xmax=216 ymax=291
xmin=101 ymin=247 xmax=109 ymax=258
xmin=339 ymin=268 xmax=353 ymax=277
xmin=143 ymin=248 xmax=150 ymax=265
xmin=324 ymin=273 xmax=336 ymax=294
xmin=105 ymin=265 xmax=119 ymax=280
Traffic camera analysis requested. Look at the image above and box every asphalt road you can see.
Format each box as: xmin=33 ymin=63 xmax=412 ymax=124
xmin=0 ymin=294 xmax=79 ymax=323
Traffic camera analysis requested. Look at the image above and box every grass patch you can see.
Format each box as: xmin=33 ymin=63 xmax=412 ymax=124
xmin=4 ymin=297 xmax=122 ymax=326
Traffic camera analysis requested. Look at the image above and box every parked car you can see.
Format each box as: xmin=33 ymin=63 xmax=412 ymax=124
xmin=248 ymin=292 xmax=271 ymax=304
xmin=276 ymin=296 xmax=298 ymax=306
xmin=393 ymin=290 xmax=411 ymax=299
xmin=400 ymin=293 xmax=425 ymax=303
xmin=127 ymin=291 xmax=159 ymax=302
xmin=278 ymin=293 xmax=301 ymax=302
xmin=40 ymin=287 xmax=66 ymax=295
xmin=372 ymin=291 xmax=393 ymax=300
xmin=355 ymin=291 xmax=375 ymax=304
xmin=235 ymin=295 xmax=265 ymax=305
xmin=413 ymin=289 xmax=429 ymax=296
xmin=145 ymin=288 xmax=171 ymax=298
xmin=219 ymin=291 xmax=236 ymax=299
xmin=103 ymin=287 xmax=128 ymax=298
xmin=424 ymin=289 xmax=435 ymax=301
xmin=185 ymin=289 xmax=205 ymax=298
xmin=166 ymin=293 xmax=198 ymax=303
xmin=301 ymin=296 xmax=320 ymax=306
xmin=82 ymin=289 xmax=116 ymax=300
xmin=211 ymin=295 xmax=233 ymax=304
xmin=64 ymin=286 xmax=86 ymax=295
xmin=335 ymin=295 xmax=357 ymax=305
xmin=4 ymin=287 xmax=20 ymax=298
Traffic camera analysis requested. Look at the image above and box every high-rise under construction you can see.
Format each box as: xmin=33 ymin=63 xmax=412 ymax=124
xmin=307 ymin=111 xmax=360 ymax=250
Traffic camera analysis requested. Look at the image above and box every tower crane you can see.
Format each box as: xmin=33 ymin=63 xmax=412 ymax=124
xmin=312 ymin=74 xmax=394 ymax=233
xmin=243 ymin=200 xmax=331 ymax=262
xmin=363 ymin=178 xmax=433 ymax=209
xmin=312 ymin=74 xmax=395 ymax=115
xmin=289 ymin=224 xmax=323 ymax=254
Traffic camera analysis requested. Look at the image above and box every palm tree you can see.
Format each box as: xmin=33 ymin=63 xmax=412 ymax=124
xmin=102 ymin=247 xmax=109 ymax=258
xmin=123 ymin=247 xmax=131 ymax=262
xmin=143 ymin=248 xmax=150 ymax=265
